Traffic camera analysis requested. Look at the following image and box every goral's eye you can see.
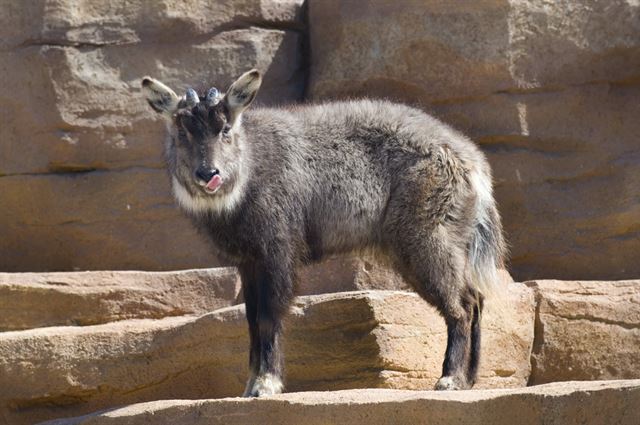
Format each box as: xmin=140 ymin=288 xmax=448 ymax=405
xmin=222 ymin=124 xmax=232 ymax=143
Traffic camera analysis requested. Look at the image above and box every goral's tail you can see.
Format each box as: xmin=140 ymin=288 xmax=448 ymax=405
xmin=468 ymin=168 xmax=507 ymax=298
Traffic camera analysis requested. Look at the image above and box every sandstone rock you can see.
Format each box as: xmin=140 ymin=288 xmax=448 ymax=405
xmin=0 ymin=258 xmax=425 ymax=331
xmin=43 ymin=380 xmax=640 ymax=425
xmin=527 ymin=280 xmax=640 ymax=385
xmin=0 ymin=168 xmax=218 ymax=272
xmin=438 ymin=83 xmax=640 ymax=280
xmin=506 ymin=0 xmax=640 ymax=90
xmin=0 ymin=258 xmax=423 ymax=330
xmin=298 ymin=256 xmax=410 ymax=295
xmin=308 ymin=0 xmax=640 ymax=281
xmin=300 ymin=256 xmax=512 ymax=298
xmin=0 ymin=260 xmax=513 ymax=331
xmin=0 ymin=289 xmax=533 ymax=425
xmin=0 ymin=0 xmax=304 ymax=50
xmin=309 ymin=0 xmax=640 ymax=101
xmin=2 ymin=0 xmax=305 ymax=176
xmin=0 ymin=268 xmax=241 ymax=331
xmin=309 ymin=0 xmax=514 ymax=103
xmin=1 ymin=28 xmax=303 ymax=175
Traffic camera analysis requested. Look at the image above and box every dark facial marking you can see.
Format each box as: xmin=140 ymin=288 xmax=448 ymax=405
xmin=177 ymin=102 xmax=227 ymax=141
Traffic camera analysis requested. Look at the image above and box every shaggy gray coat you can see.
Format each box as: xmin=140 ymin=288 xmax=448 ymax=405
xmin=142 ymin=70 xmax=506 ymax=396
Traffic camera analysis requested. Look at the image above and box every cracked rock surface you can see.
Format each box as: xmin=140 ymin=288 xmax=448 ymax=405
xmin=42 ymin=380 xmax=640 ymax=425
xmin=0 ymin=268 xmax=242 ymax=331
xmin=527 ymin=279 xmax=640 ymax=384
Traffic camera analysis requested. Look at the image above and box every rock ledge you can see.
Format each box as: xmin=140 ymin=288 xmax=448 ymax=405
xmin=43 ymin=380 xmax=640 ymax=425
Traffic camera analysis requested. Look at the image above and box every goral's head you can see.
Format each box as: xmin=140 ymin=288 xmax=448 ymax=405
xmin=142 ymin=70 xmax=261 ymax=213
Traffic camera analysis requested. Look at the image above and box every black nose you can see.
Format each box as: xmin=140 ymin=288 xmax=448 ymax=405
xmin=195 ymin=167 xmax=219 ymax=182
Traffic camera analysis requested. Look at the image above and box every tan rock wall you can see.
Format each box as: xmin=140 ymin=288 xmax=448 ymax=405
xmin=0 ymin=268 xmax=242 ymax=331
xmin=527 ymin=280 xmax=640 ymax=384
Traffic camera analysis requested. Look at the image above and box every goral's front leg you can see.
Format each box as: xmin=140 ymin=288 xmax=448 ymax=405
xmin=240 ymin=259 xmax=294 ymax=397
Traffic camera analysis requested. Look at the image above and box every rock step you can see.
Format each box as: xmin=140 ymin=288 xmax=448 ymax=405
xmin=0 ymin=290 xmax=532 ymax=425
xmin=43 ymin=380 xmax=640 ymax=425
xmin=0 ymin=258 xmax=413 ymax=331
xmin=0 ymin=268 xmax=242 ymax=331
xmin=525 ymin=279 xmax=640 ymax=384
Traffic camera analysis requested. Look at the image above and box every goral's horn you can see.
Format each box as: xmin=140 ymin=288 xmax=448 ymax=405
xmin=185 ymin=88 xmax=199 ymax=107
xmin=205 ymin=87 xmax=220 ymax=105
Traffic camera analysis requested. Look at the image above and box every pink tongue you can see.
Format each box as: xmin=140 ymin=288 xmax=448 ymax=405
xmin=206 ymin=174 xmax=223 ymax=191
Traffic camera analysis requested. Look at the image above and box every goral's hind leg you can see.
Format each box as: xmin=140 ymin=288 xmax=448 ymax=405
xmin=383 ymin=178 xmax=476 ymax=390
xmin=435 ymin=291 xmax=474 ymax=390
xmin=466 ymin=293 xmax=484 ymax=387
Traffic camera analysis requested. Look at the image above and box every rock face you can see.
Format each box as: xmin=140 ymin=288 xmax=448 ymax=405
xmin=43 ymin=380 xmax=640 ymax=425
xmin=0 ymin=0 xmax=305 ymax=272
xmin=0 ymin=169 xmax=216 ymax=272
xmin=527 ymin=280 xmax=640 ymax=385
xmin=0 ymin=268 xmax=241 ymax=331
xmin=297 ymin=256 xmax=411 ymax=295
xmin=308 ymin=0 xmax=640 ymax=281
xmin=0 ymin=258 xmax=424 ymax=332
xmin=4 ymin=270 xmax=639 ymax=425
xmin=0 ymin=288 xmax=533 ymax=425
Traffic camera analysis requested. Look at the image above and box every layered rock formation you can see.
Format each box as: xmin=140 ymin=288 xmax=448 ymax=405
xmin=0 ymin=286 xmax=534 ymax=425
xmin=527 ymin=279 xmax=640 ymax=384
xmin=0 ymin=268 xmax=242 ymax=330
xmin=43 ymin=380 xmax=640 ymax=425
xmin=2 ymin=269 xmax=639 ymax=425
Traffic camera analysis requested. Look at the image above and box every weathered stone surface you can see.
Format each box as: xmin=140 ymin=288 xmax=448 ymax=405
xmin=308 ymin=0 xmax=640 ymax=280
xmin=0 ymin=289 xmax=533 ymax=425
xmin=0 ymin=169 xmax=218 ymax=272
xmin=0 ymin=263 xmax=512 ymax=330
xmin=1 ymin=28 xmax=303 ymax=175
xmin=2 ymin=0 xmax=305 ymax=175
xmin=43 ymin=380 xmax=640 ymax=425
xmin=0 ymin=259 xmax=421 ymax=331
xmin=506 ymin=0 xmax=640 ymax=90
xmin=309 ymin=0 xmax=513 ymax=103
xmin=0 ymin=268 xmax=241 ymax=331
xmin=436 ymin=84 xmax=640 ymax=280
xmin=0 ymin=0 xmax=305 ymax=51
xmin=298 ymin=256 xmax=410 ymax=295
xmin=309 ymin=0 xmax=640 ymax=101
xmin=300 ymin=258 xmax=511 ymax=296
xmin=0 ymin=259 xmax=413 ymax=330
xmin=527 ymin=280 xmax=640 ymax=385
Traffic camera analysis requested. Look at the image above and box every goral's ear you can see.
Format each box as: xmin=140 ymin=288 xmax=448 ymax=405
xmin=223 ymin=69 xmax=262 ymax=124
xmin=141 ymin=76 xmax=181 ymax=116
